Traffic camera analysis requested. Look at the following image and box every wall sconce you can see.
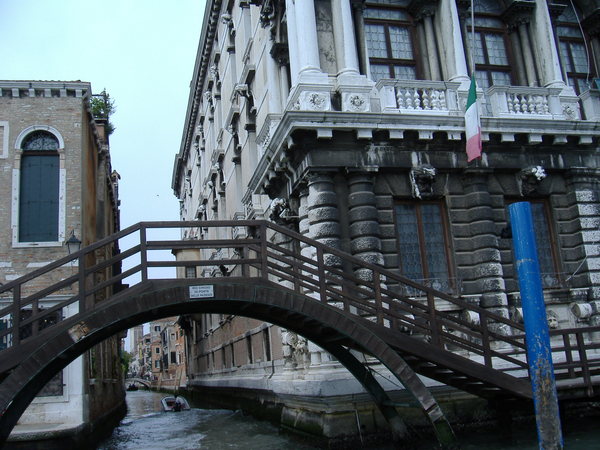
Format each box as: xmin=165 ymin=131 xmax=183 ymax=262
xmin=64 ymin=230 xmax=82 ymax=255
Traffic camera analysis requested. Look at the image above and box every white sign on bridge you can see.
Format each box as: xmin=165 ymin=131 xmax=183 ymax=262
xmin=189 ymin=285 xmax=214 ymax=299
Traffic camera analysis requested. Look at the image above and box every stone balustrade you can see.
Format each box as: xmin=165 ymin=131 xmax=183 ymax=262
xmin=486 ymin=85 xmax=578 ymax=119
xmin=376 ymin=80 xmax=461 ymax=114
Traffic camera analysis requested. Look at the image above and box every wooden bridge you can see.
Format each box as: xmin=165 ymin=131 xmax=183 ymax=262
xmin=0 ymin=220 xmax=599 ymax=446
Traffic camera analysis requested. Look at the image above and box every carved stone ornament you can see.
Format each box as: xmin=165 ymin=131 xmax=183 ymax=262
xmin=343 ymin=93 xmax=369 ymax=112
xmin=501 ymin=0 xmax=535 ymax=30
xmin=268 ymin=197 xmax=298 ymax=225
xmin=220 ymin=13 xmax=232 ymax=26
xmin=519 ymin=165 xmax=546 ymax=196
xmin=409 ymin=164 xmax=437 ymax=199
xmin=563 ymin=103 xmax=577 ymax=120
xmin=270 ymin=42 xmax=289 ymax=66
xmin=209 ymin=63 xmax=219 ymax=80
xmin=297 ymin=91 xmax=330 ymax=111
xmin=281 ymin=329 xmax=309 ymax=369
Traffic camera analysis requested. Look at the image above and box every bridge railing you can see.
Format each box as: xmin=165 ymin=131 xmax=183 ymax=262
xmin=1 ymin=220 xmax=599 ymax=392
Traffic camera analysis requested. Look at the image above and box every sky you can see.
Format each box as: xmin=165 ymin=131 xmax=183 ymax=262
xmin=1 ymin=0 xmax=207 ymax=349
xmin=1 ymin=0 xmax=206 ymax=228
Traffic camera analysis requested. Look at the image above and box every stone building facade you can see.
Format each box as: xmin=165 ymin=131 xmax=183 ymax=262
xmin=146 ymin=318 xmax=188 ymax=389
xmin=172 ymin=0 xmax=600 ymax=440
xmin=0 ymin=80 xmax=124 ymax=447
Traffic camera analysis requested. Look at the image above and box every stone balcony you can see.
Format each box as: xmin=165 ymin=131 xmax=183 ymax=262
xmin=269 ymin=79 xmax=600 ymax=146
xmin=244 ymin=79 xmax=600 ymax=203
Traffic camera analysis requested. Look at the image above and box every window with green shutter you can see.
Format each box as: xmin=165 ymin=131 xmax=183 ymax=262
xmin=19 ymin=131 xmax=60 ymax=242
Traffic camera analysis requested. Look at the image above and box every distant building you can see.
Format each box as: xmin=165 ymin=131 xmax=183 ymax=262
xmin=0 ymin=80 xmax=124 ymax=447
xmin=172 ymin=0 xmax=600 ymax=441
xmin=146 ymin=318 xmax=188 ymax=389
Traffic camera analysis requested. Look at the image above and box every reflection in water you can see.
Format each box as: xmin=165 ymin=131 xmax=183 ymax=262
xmin=99 ymin=390 xmax=600 ymax=449
xmin=98 ymin=390 xmax=317 ymax=450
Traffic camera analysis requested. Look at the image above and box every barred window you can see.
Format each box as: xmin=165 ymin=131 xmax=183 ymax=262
xmin=364 ymin=2 xmax=418 ymax=81
xmin=466 ymin=0 xmax=514 ymax=89
xmin=508 ymin=200 xmax=562 ymax=288
xmin=556 ymin=4 xmax=595 ymax=95
xmin=395 ymin=201 xmax=454 ymax=293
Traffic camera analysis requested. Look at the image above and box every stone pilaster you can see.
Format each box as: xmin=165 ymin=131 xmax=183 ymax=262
xmin=438 ymin=0 xmax=469 ymax=85
xmin=531 ymin=0 xmax=567 ymax=89
xmin=287 ymin=0 xmax=322 ymax=82
xmin=502 ymin=0 xmax=537 ymax=87
xmin=284 ymin=0 xmax=300 ymax=85
xmin=332 ymin=0 xmax=360 ymax=78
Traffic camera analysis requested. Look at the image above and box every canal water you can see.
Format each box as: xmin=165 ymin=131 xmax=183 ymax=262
xmin=98 ymin=390 xmax=600 ymax=449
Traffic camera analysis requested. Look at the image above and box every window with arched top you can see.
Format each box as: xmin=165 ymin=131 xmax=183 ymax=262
xmin=556 ymin=3 xmax=595 ymax=94
xmin=19 ymin=131 xmax=60 ymax=242
xmin=467 ymin=0 xmax=514 ymax=89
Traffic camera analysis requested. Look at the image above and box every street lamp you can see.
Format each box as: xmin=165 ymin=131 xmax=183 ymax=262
xmin=64 ymin=230 xmax=82 ymax=255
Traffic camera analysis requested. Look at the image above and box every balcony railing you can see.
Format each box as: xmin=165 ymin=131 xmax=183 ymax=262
xmin=377 ymin=80 xmax=461 ymax=114
xmin=375 ymin=79 xmax=600 ymax=123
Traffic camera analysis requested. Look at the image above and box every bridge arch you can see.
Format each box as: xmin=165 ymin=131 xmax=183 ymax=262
xmin=0 ymin=278 xmax=454 ymax=446
xmin=125 ymin=378 xmax=151 ymax=389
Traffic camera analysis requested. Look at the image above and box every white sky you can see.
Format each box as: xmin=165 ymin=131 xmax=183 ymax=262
xmin=1 ymin=0 xmax=207 ymax=351
xmin=1 ymin=0 xmax=206 ymax=228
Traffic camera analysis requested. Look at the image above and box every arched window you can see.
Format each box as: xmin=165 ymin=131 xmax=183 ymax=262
xmin=364 ymin=1 xmax=419 ymax=81
xmin=467 ymin=0 xmax=514 ymax=89
xmin=19 ymin=131 xmax=60 ymax=242
xmin=556 ymin=4 xmax=595 ymax=94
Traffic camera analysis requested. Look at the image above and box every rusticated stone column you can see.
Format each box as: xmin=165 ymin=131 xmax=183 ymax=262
xmin=564 ymin=168 xmax=600 ymax=300
xmin=348 ymin=171 xmax=384 ymax=279
xmin=454 ymin=170 xmax=509 ymax=323
xmin=307 ymin=171 xmax=342 ymax=260
xmin=298 ymin=185 xmax=322 ymax=366
xmin=306 ymin=172 xmax=345 ymax=311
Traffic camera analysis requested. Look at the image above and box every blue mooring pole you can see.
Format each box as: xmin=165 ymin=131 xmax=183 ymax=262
xmin=509 ymin=202 xmax=563 ymax=449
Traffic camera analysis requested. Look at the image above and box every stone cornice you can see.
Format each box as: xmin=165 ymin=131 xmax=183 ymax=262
xmin=174 ymin=0 xmax=223 ymax=194
xmin=244 ymin=107 xmax=599 ymax=200
xmin=0 ymin=80 xmax=91 ymax=98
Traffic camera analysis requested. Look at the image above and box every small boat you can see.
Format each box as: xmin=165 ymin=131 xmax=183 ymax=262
xmin=126 ymin=383 xmax=138 ymax=391
xmin=161 ymin=396 xmax=191 ymax=412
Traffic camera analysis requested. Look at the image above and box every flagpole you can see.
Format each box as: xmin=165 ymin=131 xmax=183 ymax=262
xmin=465 ymin=0 xmax=482 ymax=163
xmin=470 ymin=0 xmax=475 ymax=75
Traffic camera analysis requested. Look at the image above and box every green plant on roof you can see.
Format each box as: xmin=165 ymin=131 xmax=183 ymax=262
xmin=91 ymin=88 xmax=116 ymax=136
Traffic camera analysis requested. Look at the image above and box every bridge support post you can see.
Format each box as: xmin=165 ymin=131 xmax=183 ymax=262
xmin=509 ymin=202 xmax=563 ymax=450
xmin=323 ymin=342 xmax=457 ymax=448
xmin=321 ymin=342 xmax=409 ymax=441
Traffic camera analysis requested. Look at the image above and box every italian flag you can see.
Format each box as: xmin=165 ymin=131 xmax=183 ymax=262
xmin=465 ymin=77 xmax=482 ymax=162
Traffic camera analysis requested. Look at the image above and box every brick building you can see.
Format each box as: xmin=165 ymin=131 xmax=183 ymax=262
xmin=172 ymin=0 xmax=600 ymax=441
xmin=0 ymin=80 xmax=124 ymax=447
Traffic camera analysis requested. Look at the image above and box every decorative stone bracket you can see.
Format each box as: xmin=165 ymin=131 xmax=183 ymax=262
xmin=518 ymin=165 xmax=546 ymax=196
xmin=410 ymin=164 xmax=437 ymax=199
xmin=268 ymin=197 xmax=298 ymax=225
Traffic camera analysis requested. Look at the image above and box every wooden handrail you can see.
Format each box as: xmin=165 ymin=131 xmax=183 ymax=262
xmin=0 ymin=220 xmax=598 ymax=395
